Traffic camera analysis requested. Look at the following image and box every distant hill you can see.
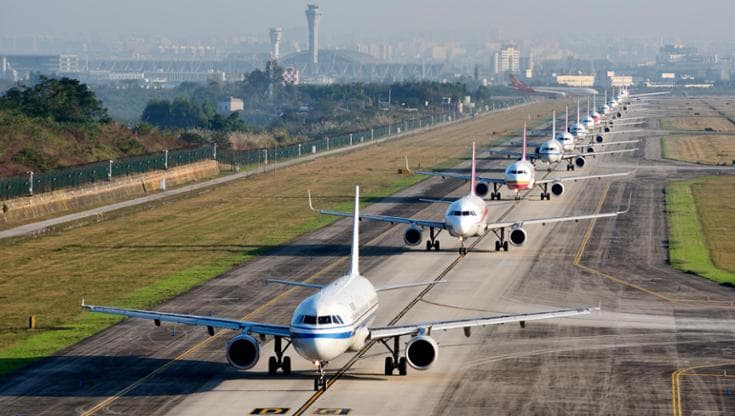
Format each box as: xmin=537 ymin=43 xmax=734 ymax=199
xmin=0 ymin=77 xmax=191 ymax=176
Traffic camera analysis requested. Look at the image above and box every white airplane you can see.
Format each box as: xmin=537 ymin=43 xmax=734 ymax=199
xmin=496 ymin=112 xmax=639 ymax=172
xmin=428 ymin=125 xmax=633 ymax=199
xmin=555 ymin=106 xmax=577 ymax=152
xmin=590 ymin=94 xmax=602 ymax=125
xmin=83 ymin=186 xmax=599 ymax=391
xmin=581 ymin=97 xmax=595 ymax=130
xmin=312 ymin=141 xmax=629 ymax=254
xmin=569 ymin=100 xmax=587 ymax=139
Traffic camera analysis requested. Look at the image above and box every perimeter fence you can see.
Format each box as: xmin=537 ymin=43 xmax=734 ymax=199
xmin=0 ymin=97 xmax=528 ymax=201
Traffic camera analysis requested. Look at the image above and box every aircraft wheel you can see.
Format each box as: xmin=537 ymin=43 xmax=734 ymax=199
xmin=282 ymin=356 xmax=291 ymax=375
xmin=425 ymin=240 xmax=432 ymax=251
xmin=268 ymin=356 xmax=277 ymax=375
xmin=385 ymin=357 xmax=394 ymax=375
xmin=434 ymin=240 xmax=440 ymax=251
xmin=495 ymin=241 xmax=501 ymax=252
xmin=503 ymin=241 xmax=509 ymax=251
xmin=398 ymin=357 xmax=408 ymax=376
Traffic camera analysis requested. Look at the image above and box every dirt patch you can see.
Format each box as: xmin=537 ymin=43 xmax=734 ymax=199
xmin=661 ymin=116 xmax=735 ymax=131
xmin=663 ymin=135 xmax=735 ymax=165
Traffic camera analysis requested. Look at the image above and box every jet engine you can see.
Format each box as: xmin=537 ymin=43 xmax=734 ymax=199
xmin=226 ymin=334 xmax=260 ymax=370
xmin=403 ymin=226 xmax=423 ymax=246
xmin=509 ymin=226 xmax=527 ymax=246
xmin=405 ymin=335 xmax=438 ymax=370
xmin=551 ymin=181 xmax=565 ymax=196
xmin=474 ymin=182 xmax=489 ymax=198
xmin=575 ymin=157 xmax=586 ymax=168
xmin=595 ymin=134 xmax=604 ymax=143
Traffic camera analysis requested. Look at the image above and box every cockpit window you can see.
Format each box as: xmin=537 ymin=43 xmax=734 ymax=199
xmin=318 ymin=316 xmax=332 ymax=325
xmin=332 ymin=315 xmax=343 ymax=325
xmin=302 ymin=315 xmax=317 ymax=325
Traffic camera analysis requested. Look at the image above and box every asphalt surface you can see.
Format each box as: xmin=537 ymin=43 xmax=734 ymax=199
xmin=1 ymin=97 xmax=734 ymax=416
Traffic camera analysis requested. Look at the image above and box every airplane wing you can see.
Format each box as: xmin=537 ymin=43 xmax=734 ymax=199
xmin=369 ymin=307 xmax=597 ymax=339
xmin=562 ymin=148 xmax=639 ymax=159
xmin=536 ymin=170 xmax=632 ymax=185
xmin=578 ymin=139 xmax=640 ymax=148
xmin=82 ymin=302 xmax=291 ymax=337
xmin=593 ymin=129 xmax=643 ymax=136
xmin=414 ymin=169 xmax=506 ymax=185
xmin=485 ymin=198 xmax=630 ymax=230
xmin=308 ymin=191 xmax=447 ymax=230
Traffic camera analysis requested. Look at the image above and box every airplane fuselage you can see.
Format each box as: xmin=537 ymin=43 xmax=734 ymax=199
xmin=505 ymin=159 xmax=535 ymax=192
xmin=444 ymin=195 xmax=489 ymax=238
xmin=538 ymin=139 xmax=564 ymax=164
xmin=290 ymin=274 xmax=378 ymax=362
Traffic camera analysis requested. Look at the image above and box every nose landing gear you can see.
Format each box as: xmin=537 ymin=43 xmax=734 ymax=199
xmin=313 ymin=360 xmax=329 ymax=391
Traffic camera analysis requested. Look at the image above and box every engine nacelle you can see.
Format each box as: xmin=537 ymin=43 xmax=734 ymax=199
xmin=604 ymin=127 xmax=611 ymax=132
xmin=509 ymin=226 xmax=527 ymax=246
xmin=586 ymin=147 xmax=595 ymax=153
xmin=405 ymin=335 xmax=438 ymax=370
xmin=551 ymin=181 xmax=565 ymax=196
xmin=474 ymin=182 xmax=489 ymax=198
xmin=226 ymin=334 xmax=260 ymax=370
xmin=616 ymin=112 xmax=622 ymax=118
xmin=595 ymin=135 xmax=604 ymax=143
xmin=575 ymin=157 xmax=586 ymax=168
xmin=403 ymin=226 xmax=423 ymax=246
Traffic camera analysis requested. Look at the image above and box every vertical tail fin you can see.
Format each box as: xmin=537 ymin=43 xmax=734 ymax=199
xmin=521 ymin=124 xmax=527 ymax=161
xmin=552 ymin=110 xmax=556 ymax=139
xmin=565 ymin=106 xmax=569 ymax=133
xmin=576 ymin=100 xmax=580 ymax=123
xmin=469 ymin=142 xmax=477 ymax=197
xmin=350 ymin=185 xmax=360 ymax=276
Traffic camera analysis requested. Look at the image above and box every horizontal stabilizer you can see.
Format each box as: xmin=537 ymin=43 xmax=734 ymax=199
xmin=377 ymin=281 xmax=446 ymax=292
xmin=266 ymin=279 xmax=324 ymax=290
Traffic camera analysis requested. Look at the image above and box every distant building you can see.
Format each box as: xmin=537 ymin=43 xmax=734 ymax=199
xmin=217 ymin=97 xmax=244 ymax=114
xmin=58 ymin=54 xmax=79 ymax=73
xmin=499 ymin=44 xmax=520 ymax=73
xmin=556 ymin=74 xmax=594 ymax=87
xmin=269 ymin=27 xmax=283 ymax=61
xmin=305 ymin=4 xmax=322 ymax=64
xmin=609 ymin=75 xmax=633 ymax=87
xmin=282 ymin=67 xmax=300 ymax=85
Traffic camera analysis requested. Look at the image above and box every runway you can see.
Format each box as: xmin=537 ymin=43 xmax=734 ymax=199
xmin=1 ymin=99 xmax=734 ymax=415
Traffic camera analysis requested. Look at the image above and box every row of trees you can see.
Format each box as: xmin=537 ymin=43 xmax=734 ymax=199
xmin=141 ymin=97 xmax=246 ymax=132
xmin=0 ymin=76 xmax=109 ymax=123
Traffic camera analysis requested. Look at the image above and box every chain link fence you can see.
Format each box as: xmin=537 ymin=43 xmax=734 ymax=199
xmin=0 ymin=97 xmax=528 ymax=201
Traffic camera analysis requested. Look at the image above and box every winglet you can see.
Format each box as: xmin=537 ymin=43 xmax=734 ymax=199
xmin=470 ymin=142 xmax=477 ymax=197
xmin=521 ymin=124 xmax=527 ymax=161
xmin=81 ymin=298 xmax=85 ymax=307
xmin=350 ymin=186 xmax=360 ymax=276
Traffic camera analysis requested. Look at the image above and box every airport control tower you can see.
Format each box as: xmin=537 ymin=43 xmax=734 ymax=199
xmin=269 ymin=27 xmax=282 ymax=61
xmin=305 ymin=4 xmax=322 ymax=64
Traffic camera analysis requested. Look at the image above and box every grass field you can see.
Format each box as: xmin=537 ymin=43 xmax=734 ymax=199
xmin=660 ymin=116 xmax=735 ymax=131
xmin=662 ymin=135 xmax=735 ymax=165
xmin=0 ymin=100 xmax=567 ymax=375
xmin=666 ymin=176 xmax=735 ymax=285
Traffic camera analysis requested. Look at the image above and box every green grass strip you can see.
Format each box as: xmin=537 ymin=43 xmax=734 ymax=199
xmin=666 ymin=178 xmax=735 ymax=285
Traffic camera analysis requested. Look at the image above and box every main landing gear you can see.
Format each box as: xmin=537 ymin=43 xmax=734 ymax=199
xmin=493 ymin=228 xmax=510 ymax=252
xmin=566 ymin=160 xmax=576 ymax=171
xmin=488 ymin=183 xmax=502 ymax=200
xmin=539 ymin=183 xmax=551 ymax=201
xmin=425 ymin=227 xmax=441 ymax=251
xmin=313 ymin=360 xmax=328 ymax=391
xmin=268 ymin=336 xmax=292 ymax=375
xmin=381 ymin=336 xmax=407 ymax=376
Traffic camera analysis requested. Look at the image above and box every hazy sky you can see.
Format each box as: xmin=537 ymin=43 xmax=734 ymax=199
xmin=0 ymin=0 xmax=730 ymax=43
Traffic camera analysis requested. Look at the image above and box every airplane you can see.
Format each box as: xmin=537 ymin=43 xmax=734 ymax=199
xmin=569 ymin=100 xmax=587 ymax=139
xmin=509 ymin=73 xmax=598 ymax=97
xmin=495 ymin=112 xmax=639 ymax=171
xmin=311 ymin=141 xmax=629 ymax=254
xmin=82 ymin=186 xmax=600 ymax=391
